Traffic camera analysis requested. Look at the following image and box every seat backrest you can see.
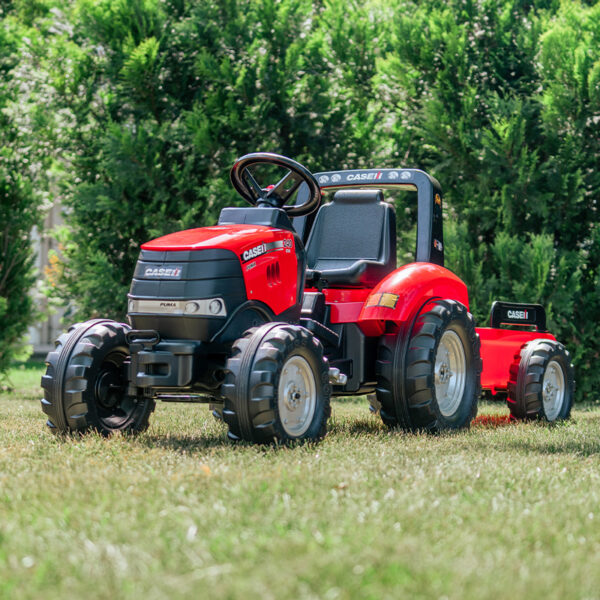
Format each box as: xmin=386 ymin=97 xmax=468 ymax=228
xmin=305 ymin=189 xmax=396 ymax=286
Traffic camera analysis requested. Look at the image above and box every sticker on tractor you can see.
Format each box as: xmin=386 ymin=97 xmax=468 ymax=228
xmin=143 ymin=266 xmax=183 ymax=279
xmin=242 ymin=240 xmax=288 ymax=262
xmin=366 ymin=292 xmax=399 ymax=309
xmin=433 ymin=239 xmax=443 ymax=251
xmin=507 ymin=309 xmax=529 ymax=320
xmin=346 ymin=172 xmax=383 ymax=182
xmin=242 ymin=244 xmax=267 ymax=262
xmin=435 ymin=194 xmax=442 ymax=206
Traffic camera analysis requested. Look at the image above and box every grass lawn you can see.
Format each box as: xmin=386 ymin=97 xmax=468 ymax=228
xmin=1 ymin=363 xmax=599 ymax=600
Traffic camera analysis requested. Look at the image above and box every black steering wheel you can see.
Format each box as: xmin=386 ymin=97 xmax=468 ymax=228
xmin=230 ymin=152 xmax=321 ymax=217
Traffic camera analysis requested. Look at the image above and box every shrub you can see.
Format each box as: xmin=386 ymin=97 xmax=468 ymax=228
xmin=0 ymin=11 xmax=42 ymax=377
xmin=45 ymin=0 xmax=384 ymax=320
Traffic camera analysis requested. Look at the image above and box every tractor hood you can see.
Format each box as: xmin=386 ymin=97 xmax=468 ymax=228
xmin=141 ymin=224 xmax=282 ymax=257
xmin=131 ymin=223 xmax=302 ymax=340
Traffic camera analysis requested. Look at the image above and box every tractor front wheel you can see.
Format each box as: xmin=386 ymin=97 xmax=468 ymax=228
xmin=40 ymin=319 xmax=155 ymax=435
xmin=222 ymin=323 xmax=331 ymax=444
xmin=376 ymin=299 xmax=481 ymax=432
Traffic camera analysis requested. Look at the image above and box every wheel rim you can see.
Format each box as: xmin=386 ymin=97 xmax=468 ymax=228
xmin=94 ymin=351 xmax=136 ymax=429
xmin=542 ymin=359 xmax=565 ymax=421
xmin=277 ymin=355 xmax=317 ymax=437
xmin=434 ymin=330 xmax=467 ymax=417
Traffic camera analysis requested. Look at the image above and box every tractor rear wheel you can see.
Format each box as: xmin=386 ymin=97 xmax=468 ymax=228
xmin=376 ymin=299 xmax=481 ymax=432
xmin=222 ymin=323 xmax=331 ymax=444
xmin=507 ymin=339 xmax=574 ymax=421
xmin=41 ymin=319 xmax=155 ymax=435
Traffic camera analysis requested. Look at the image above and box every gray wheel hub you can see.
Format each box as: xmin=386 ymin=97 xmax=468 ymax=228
xmin=434 ymin=330 xmax=467 ymax=417
xmin=277 ymin=355 xmax=317 ymax=437
xmin=542 ymin=359 xmax=565 ymax=421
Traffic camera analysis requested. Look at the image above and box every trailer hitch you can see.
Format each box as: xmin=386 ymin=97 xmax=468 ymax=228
xmin=126 ymin=329 xmax=161 ymax=353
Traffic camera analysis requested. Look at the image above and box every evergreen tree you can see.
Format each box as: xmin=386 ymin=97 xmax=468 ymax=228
xmin=536 ymin=1 xmax=600 ymax=396
xmin=0 ymin=4 xmax=45 ymax=377
xmin=374 ymin=0 xmax=600 ymax=397
xmin=46 ymin=0 xmax=384 ymax=320
xmin=4 ymin=0 xmax=600 ymax=398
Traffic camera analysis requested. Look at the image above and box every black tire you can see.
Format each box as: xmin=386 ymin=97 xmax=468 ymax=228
xmin=507 ymin=339 xmax=574 ymax=421
xmin=222 ymin=323 xmax=331 ymax=444
xmin=376 ymin=299 xmax=481 ymax=432
xmin=40 ymin=319 xmax=155 ymax=435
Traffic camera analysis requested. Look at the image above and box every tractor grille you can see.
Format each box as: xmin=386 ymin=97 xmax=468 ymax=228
xmin=128 ymin=249 xmax=245 ymax=340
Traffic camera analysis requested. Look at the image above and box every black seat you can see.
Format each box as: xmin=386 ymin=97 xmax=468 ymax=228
xmin=305 ymin=189 xmax=396 ymax=288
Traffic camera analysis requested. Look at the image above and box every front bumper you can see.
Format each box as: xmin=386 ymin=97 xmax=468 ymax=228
xmin=126 ymin=331 xmax=200 ymax=390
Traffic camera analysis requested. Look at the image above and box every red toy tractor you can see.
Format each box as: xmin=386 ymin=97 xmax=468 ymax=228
xmin=41 ymin=153 xmax=575 ymax=443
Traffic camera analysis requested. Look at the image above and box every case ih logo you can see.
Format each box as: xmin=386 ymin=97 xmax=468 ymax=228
xmin=346 ymin=172 xmax=383 ymax=182
xmin=243 ymin=243 xmax=267 ymax=262
xmin=242 ymin=240 xmax=289 ymax=262
xmin=507 ymin=309 xmax=529 ymax=320
xmin=144 ymin=266 xmax=182 ymax=278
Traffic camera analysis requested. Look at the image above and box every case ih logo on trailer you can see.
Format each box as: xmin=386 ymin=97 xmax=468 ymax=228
xmin=508 ymin=309 xmax=528 ymax=320
xmin=41 ymin=151 xmax=575 ymax=446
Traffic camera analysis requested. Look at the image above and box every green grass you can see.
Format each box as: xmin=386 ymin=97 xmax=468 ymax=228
xmin=1 ymin=365 xmax=600 ymax=600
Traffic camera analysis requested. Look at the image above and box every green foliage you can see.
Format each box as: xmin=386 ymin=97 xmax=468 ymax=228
xmin=42 ymin=0 xmax=386 ymax=319
xmin=376 ymin=0 xmax=600 ymax=399
xmin=2 ymin=0 xmax=600 ymax=397
xmin=0 ymin=7 xmax=44 ymax=376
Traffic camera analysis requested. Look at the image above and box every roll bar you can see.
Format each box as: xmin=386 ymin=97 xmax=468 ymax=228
xmin=307 ymin=168 xmax=445 ymax=267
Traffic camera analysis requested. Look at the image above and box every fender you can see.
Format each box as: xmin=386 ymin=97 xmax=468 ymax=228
xmin=358 ymin=262 xmax=469 ymax=335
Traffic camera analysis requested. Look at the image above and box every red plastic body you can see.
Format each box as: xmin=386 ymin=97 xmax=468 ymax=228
xmin=312 ymin=262 xmax=550 ymax=394
xmin=476 ymin=327 xmax=555 ymax=393
xmin=306 ymin=288 xmax=371 ymax=324
xmin=143 ymin=226 xmax=556 ymax=397
xmin=143 ymin=225 xmax=299 ymax=316
xmin=359 ymin=263 xmax=468 ymax=336
xmin=307 ymin=263 xmax=468 ymax=335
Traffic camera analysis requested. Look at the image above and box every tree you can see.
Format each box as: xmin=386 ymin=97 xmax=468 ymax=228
xmin=0 ymin=5 xmax=44 ymax=377
xmin=374 ymin=0 xmax=599 ymax=398
xmin=535 ymin=1 xmax=600 ymax=396
xmin=8 ymin=0 xmax=600 ymax=399
xmin=45 ymin=0 xmax=385 ymax=320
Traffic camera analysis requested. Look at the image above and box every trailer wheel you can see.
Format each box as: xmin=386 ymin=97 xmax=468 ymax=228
xmin=222 ymin=323 xmax=331 ymax=444
xmin=507 ymin=339 xmax=574 ymax=421
xmin=376 ymin=299 xmax=481 ymax=432
xmin=40 ymin=320 xmax=155 ymax=435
